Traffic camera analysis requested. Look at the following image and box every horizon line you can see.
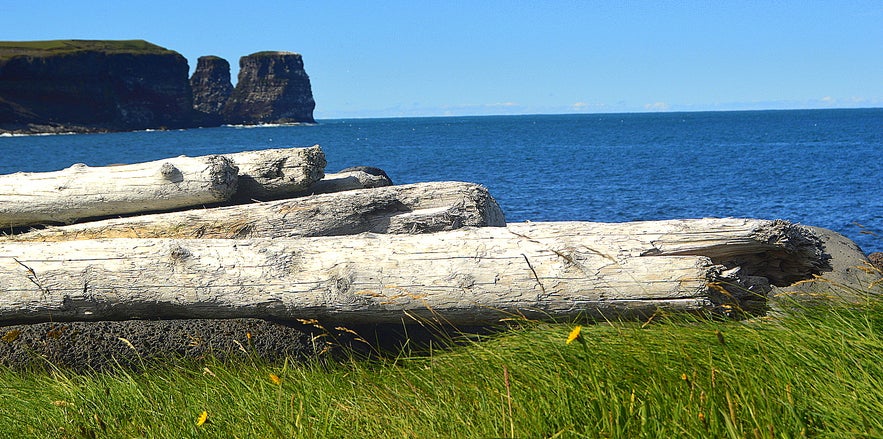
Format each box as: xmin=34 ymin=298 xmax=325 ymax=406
xmin=313 ymin=105 xmax=883 ymax=121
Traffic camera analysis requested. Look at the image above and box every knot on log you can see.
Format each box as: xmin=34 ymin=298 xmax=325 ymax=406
xmin=159 ymin=163 xmax=183 ymax=182
xmin=168 ymin=245 xmax=192 ymax=262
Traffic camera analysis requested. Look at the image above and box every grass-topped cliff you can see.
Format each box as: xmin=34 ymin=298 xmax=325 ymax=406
xmin=0 ymin=39 xmax=194 ymax=133
xmin=0 ymin=39 xmax=174 ymax=61
xmin=0 ymin=40 xmax=316 ymax=133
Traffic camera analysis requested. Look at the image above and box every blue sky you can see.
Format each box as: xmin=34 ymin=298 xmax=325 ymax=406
xmin=3 ymin=1 xmax=882 ymax=119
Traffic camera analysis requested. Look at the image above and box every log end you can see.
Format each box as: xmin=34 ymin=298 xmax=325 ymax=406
xmin=205 ymin=155 xmax=240 ymax=199
xmin=229 ymin=145 xmax=327 ymax=203
xmin=700 ymin=220 xmax=881 ymax=317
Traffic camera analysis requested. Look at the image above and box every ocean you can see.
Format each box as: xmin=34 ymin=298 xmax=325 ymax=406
xmin=2 ymin=108 xmax=881 ymax=253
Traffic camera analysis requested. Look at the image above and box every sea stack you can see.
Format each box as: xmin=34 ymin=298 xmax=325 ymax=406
xmin=189 ymin=55 xmax=234 ymax=126
xmin=222 ymin=51 xmax=316 ymax=125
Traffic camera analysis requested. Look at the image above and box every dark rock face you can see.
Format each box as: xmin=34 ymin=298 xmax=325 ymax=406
xmin=190 ymin=55 xmax=233 ymax=126
xmin=0 ymin=40 xmax=197 ymax=134
xmin=222 ymin=51 xmax=316 ymax=125
xmin=0 ymin=41 xmax=318 ymax=134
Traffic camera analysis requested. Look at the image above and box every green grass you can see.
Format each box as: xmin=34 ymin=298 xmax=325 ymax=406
xmin=0 ymin=40 xmax=172 ymax=60
xmin=1 ymin=297 xmax=882 ymax=438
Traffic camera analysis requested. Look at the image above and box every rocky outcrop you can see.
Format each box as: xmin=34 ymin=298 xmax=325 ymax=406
xmin=0 ymin=41 xmax=317 ymax=134
xmin=222 ymin=51 xmax=316 ymax=125
xmin=0 ymin=40 xmax=197 ymax=134
xmin=189 ymin=55 xmax=233 ymax=126
xmin=870 ymin=252 xmax=883 ymax=272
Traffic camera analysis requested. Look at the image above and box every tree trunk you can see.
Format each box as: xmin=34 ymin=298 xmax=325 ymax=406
xmin=0 ymin=145 xmax=327 ymax=228
xmin=0 ymin=219 xmax=827 ymax=325
xmin=0 ymin=155 xmax=238 ymax=228
xmin=6 ymin=182 xmax=506 ymax=241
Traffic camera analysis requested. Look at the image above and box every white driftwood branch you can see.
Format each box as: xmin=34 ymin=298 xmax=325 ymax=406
xmin=0 ymin=219 xmax=827 ymax=325
xmin=0 ymin=155 xmax=238 ymax=228
xmin=6 ymin=182 xmax=505 ymax=241
xmin=226 ymin=145 xmax=326 ymax=203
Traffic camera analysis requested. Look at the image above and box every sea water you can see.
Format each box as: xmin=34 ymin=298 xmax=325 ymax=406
xmin=1 ymin=108 xmax=881 ymax=252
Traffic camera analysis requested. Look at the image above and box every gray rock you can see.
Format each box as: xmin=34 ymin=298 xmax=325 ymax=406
xmin=869 ymin=252 xmax=883 ymax=272
xmin=768 ymin=226 xmax=882 ymax=310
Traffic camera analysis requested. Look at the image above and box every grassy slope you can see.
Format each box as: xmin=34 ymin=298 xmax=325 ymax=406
xmin=0 ymin=40 xmax=173 ymax=60
xmin=1 ymin=296 xmax=881 ymax=438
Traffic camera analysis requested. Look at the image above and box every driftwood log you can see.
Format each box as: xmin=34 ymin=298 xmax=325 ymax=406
xmin=0 ymin=145 xmax=327 ymax=228
xmin=291 ymin=168 xmax=393 ymax=197
xmin=227 ymin=145 xmax=326 ymax=203
xmin=0 ymin=155 xmax=238 ymax=228
xmin=5 ymin=182 xmax=505 ymax=241
xmin=0 ymin=219 xmax=829 ymax=325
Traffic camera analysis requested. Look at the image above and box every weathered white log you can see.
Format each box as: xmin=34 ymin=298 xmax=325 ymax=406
xmin=0 ymin=219 xmax=829 ymax=325
xmin=5 ymin=182 xmax=505 ymax=241
xmin=0 ymin=145 xmax=327 ymax=228
xmin=0 ymin=155 xmax=238 ymax=228
xmin=226 ymin=145 xmax=326 ymax=203
xmin=291 ymin=168 xmax=392 ymax=197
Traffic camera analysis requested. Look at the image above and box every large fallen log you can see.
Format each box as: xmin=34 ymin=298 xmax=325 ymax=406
xmin=0 ymin=145 xmax=327 ymax=228
xmin=5 ymin=182 xmax=505 ymax=241
xmin=0 ymin=155 xmax=239 ymax=228
xmin=0 ymin=219 xmax=830 ymax=325
xmin=226 ymin=145 xmax=326 ymax=203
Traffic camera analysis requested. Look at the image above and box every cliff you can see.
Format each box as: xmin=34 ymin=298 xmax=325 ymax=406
xmin=0 ymin=40 xmax=196 ymax=134
xmin=222 ymin=51 xmax=316 ymax=125
xmin=0 ymin=41 xmax=317 ymax=134
xmin=189 ymin=55 xmax=233 ymax=126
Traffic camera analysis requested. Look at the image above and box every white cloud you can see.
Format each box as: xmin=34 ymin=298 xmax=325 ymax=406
xmin=643 ymin=102 xmax=670 ymax=111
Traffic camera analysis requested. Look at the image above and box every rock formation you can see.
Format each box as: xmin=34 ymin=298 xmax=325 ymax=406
xmin=0 ymin=40 xmax=196 ymax=134
xmin=222 ymin=51 xmax=316 ymax=125
xmin=870 ymin=252 xmax=883 ymax=272
xmin=189 ymin=56 xmax=233 ymax=126
xmin=0 ymin=41 xmax=317 ymax=134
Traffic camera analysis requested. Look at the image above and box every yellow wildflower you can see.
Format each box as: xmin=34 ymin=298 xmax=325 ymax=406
xmin=566 ymin=326 xmax=582 ymax=345
xmin=269 ymin=373 xmax=282 ymax=385
xmin=196 ymin=411 xmax=208 ymax=426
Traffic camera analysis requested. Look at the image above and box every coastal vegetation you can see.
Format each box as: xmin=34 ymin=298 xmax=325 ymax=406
xmin=0 ymin=40 xmax=173 ymax=60
xmin=0 ymin=291 xmax=880 ymax=438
